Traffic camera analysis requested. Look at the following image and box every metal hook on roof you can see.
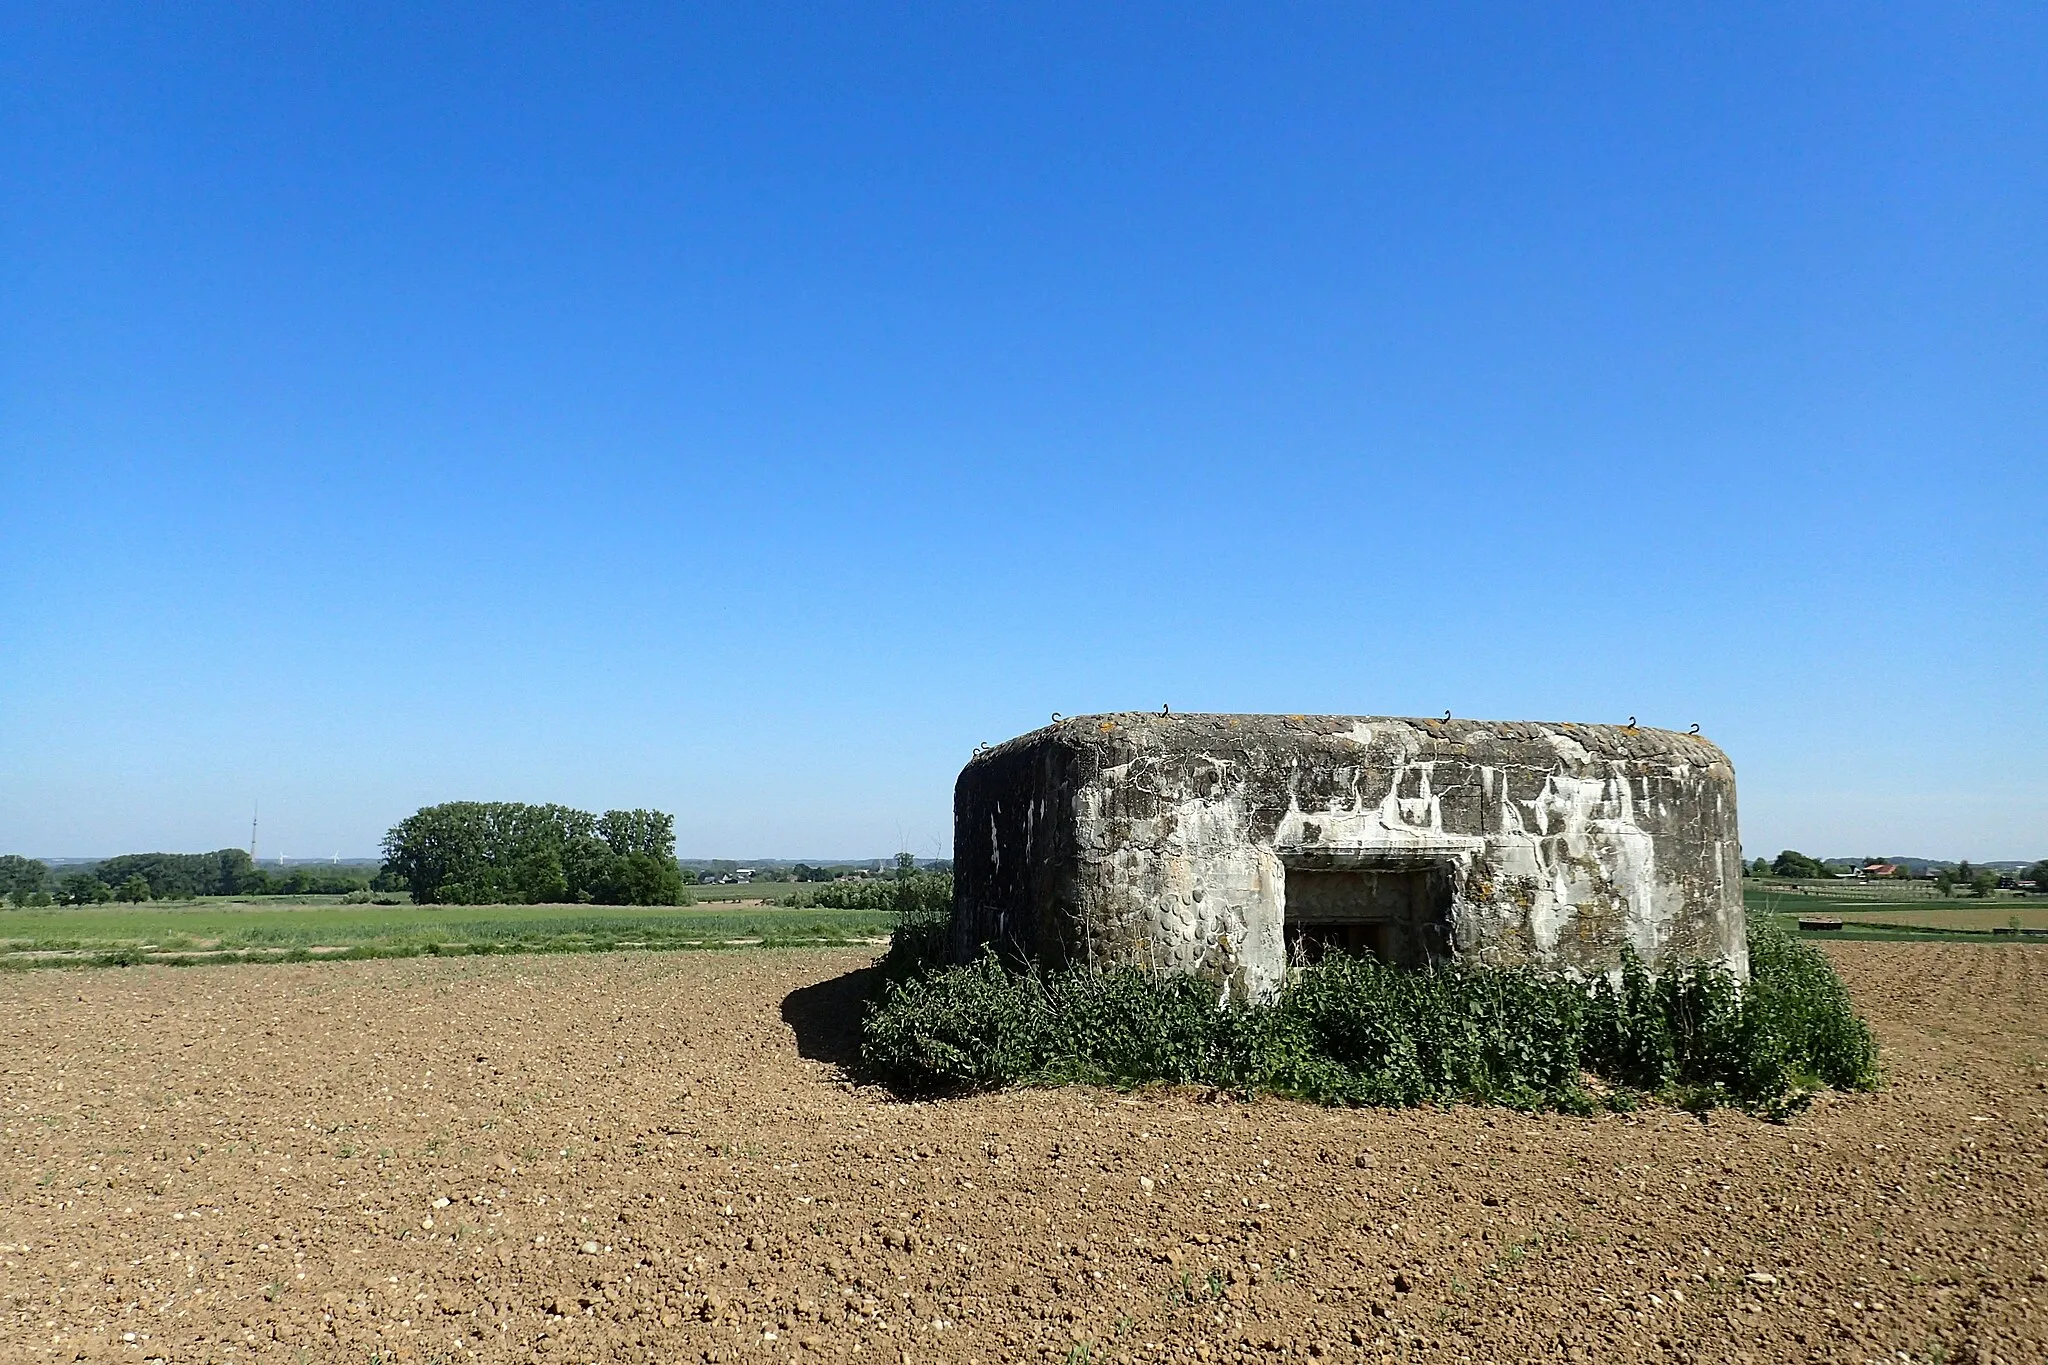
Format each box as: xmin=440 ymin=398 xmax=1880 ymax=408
xmin=1161 ymin=703 xmax=1171 ymax=717
xmin=1441 ymin=710 xmax=1451 ymax=722
xmin=1626 ymin=716 xmax=1637 ymax=728
xmin=1688 ymin=723 xmax=1700 ymax=735
xmin=1051 ymin=712 xmax=1062 ymax=723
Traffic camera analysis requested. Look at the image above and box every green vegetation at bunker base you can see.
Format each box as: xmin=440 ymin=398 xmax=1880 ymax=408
xmin=0 ymin=894 xmax=892 ymax=970
xmin=863 ymin=918 xmax=1881 ymax=1119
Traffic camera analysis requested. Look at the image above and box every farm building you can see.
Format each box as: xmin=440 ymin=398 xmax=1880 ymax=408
xmin=950 ymin=713 xmax=1746 ymax=1000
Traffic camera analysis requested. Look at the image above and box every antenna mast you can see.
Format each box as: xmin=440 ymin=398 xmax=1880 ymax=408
xmin=251 ymin=801 xmax=258 ymax=862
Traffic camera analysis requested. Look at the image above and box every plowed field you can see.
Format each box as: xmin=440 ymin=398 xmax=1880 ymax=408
xmin=3 ymin=944 xmax=2044 ymax=1365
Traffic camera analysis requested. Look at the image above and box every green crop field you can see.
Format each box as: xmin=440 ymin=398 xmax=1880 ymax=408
xmin=1818 ymin=905 xmax=2048 ymax=930
xmin=685 ymin=879 xmax=807 ymax=902
xmin=0 ymin=895 xmax=895 ymax=971
xmin=10 ymin=881 xmax=2036 ymax=969
xmin=1742 ymin=884 xmax=2032 ymax=912
xmin=1745 ymin=885 xmax=2048 ymax=944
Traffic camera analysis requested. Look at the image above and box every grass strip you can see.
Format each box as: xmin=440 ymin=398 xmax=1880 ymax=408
xmin=0 ymin=902 xmax=892 ymax=970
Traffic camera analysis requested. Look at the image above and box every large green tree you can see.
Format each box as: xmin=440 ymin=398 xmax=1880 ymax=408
xmin=59 ymin=872 xmax=112 ymax=905
xmin=1771 ymin=850 xmax=1831 ymax=880
xmin=0 ymin=854 xmax=48 ymax=907
xmin=596 ymin=851 xmax=688 ymax=907
xmin=381 ymin=802 xmax=690 ymax=906
xmin=92 ymin=849 xmax=265 ymax=899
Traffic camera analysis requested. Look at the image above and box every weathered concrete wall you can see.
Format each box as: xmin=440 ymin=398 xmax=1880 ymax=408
xmin=951 ymin=713 xmax=1746 ymax=1000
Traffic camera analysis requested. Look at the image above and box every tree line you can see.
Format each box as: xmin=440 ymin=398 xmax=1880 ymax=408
xmin=1748 ymin=849 xmax=2047 ymax=897
xmin=377 ymin=802 xmax=690 ymax=906
xmin=0 ymin=849 xmax=376 ymax=907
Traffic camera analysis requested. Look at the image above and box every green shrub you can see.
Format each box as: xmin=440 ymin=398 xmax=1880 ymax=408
xmin=815 ymin=873 xmax=953 ymax=980
xmin=1740 ymin=914 xmax=1880 ymax=1094
xmin=859 ymin=916 xmax=1878 ymax=1117
xmin=1262 ymin=956 xmax=1596 ymax=1109
xmin=784 ymin=872 xmax=951 ymax=916
xmin=860 ymin=954 xmax=1043 ymax=1090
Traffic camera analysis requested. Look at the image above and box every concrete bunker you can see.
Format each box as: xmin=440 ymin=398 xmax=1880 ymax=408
xmin=950 ymin=713 xmax=1746 ymax=999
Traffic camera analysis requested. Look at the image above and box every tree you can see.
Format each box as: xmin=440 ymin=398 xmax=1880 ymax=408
xmin=2027 ymin=860 xmax=2048 ymax=890
xmin=895 ymin=851 xmax=917 ymax=880
xmin=381 ymin=802 xmax=513 ymax=905
xmin=382 ymin=801 xmax=690 ymax=905
xmin=1934 ymin=868 xmax=1955 ymax=895
xmin=1971 ymin=869 xmax=1999 ymax=899
xmin=60 ymin=872 xmax=111 ymax=905
xmin=597 ymin=851 xmax=688 ymax=906
xmin=114 ymin=874 xmax=152 ymax=903
xmin=599 ymin=808 xmax=674 ymax=860
xmin=1771 ymin=850 xmax=1830 ymax=880
xmin=91 ymin=849 xmax=267 ymax=899
xmin=510 ymin=847 xmax=570 ymax=905
xmin=0 ymin=854 xmax=48 ymax=907
xmin=1749 ymin=857 xmax=1770 ymax=878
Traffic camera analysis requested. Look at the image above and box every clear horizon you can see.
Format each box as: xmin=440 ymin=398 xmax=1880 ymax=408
xmin=5 ymin=7 xmax=2043 ymax=864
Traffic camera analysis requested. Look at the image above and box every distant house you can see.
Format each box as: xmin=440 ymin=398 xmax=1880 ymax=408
xmin=1860 ymin=863 xmax=1899 ymax=879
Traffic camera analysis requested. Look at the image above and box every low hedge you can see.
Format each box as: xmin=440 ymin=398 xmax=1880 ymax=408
xmin=859 ymin=917 xmax=1877 ymax=1117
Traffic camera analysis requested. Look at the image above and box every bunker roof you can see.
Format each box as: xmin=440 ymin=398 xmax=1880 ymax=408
xmin=975 ymin=713 xmax=1730 ymax=773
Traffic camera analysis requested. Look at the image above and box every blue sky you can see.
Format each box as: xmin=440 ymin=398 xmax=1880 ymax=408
xmin=3 ymin=4 xmax=2042 ymax=862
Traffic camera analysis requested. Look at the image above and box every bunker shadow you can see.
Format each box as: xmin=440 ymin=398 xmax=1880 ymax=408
xmin=779 ymin=965 xmax=882 ymax=1072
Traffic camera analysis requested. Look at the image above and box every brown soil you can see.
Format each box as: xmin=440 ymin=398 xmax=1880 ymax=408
xmin=3 ymin=943 xmax=2044 ymax=1365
